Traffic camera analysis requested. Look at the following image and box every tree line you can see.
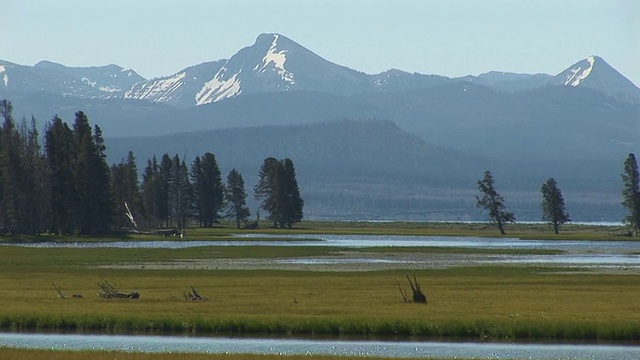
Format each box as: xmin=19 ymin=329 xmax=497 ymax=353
xmin=476 ymin=152 xmax=640 ymax=235
xmin=0 ymin=100 xmax=303 ymax=235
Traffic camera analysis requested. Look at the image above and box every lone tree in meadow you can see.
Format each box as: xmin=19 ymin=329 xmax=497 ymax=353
xmin=541 ymin=177 xmax=570 ymax=234
xmin=476 ymin=170 xmax=515 ymax=235
xmin=621 ymin=153 xmax=640 ymax=236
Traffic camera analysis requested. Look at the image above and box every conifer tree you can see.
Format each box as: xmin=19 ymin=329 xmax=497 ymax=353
xmin=225 ymin=168 xmax=250 ymax=229
xmin=622 ymin=153 xmax=640 ymax=236
xmin=254 ymin=157 xmax=304 ymax=228
xmin=158 ymin=154 xmax=173 ymax=227
xmin=72 ymin=112 xmax=112 ymax=234
xmin=23 ymin=116 xmax=49 ymax=234
xmin=0 ymin=100 xmax=28 ymax=234
xmin=45 ymin=116 xmax=76 ymax=235
xmin=141 ymin=156 xmax=158 ymax=229
xmin=541 ymin=177 xmax=570 ymax=234
xmin=190 ymin=153 xmax=224 ymax=227
xmin=254 ymin=157 xmax=281 ymax=227
xmin=476 ymin=170 xmax=515 ymax=235
xmin=169 ymin=154 xmax=191 ymax=231
xmin=281 ymin=158 xmax=303 ymax=228
xmin=111 ymin=151 xmax=141 ymax=229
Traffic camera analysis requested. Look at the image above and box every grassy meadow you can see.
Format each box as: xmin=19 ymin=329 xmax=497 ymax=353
xmin=0 ymin=243 xmax=638 ymax=341
xmin=0 ymin=221 xmax=638 ymax=355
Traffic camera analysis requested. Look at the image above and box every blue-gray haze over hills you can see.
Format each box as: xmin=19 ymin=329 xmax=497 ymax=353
xmin=1 ymin=33 xmax=639 ymax=221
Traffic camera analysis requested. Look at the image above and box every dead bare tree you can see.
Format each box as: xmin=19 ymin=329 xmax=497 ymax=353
xmin=397 ymin=274 xmax=428 ymax=304
xmin=97 ymin=279 xmax=140 ymax=299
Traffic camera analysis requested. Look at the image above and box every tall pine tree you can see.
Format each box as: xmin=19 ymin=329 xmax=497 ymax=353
xmin=225 ymin=168 xmax=250 ymax=229
xmin=281 ymin=158 xmax=303 ymax=228
xmin=45 ymin=116 xmax=76 ymax=235
xmin=0 ymin=100 xmax=28 ymax=234
xmin=169 ymin=154 xmax=191 ymax=232
xmin=190 ymin=153 xmax=224 ymax=227
xmin=141 ymin=155 xmax=162 ymax=230
xmin=111 ymin=151 xmax=141 ymax=230
xmin=72 ymin=112 xmax=112 ymax=235
xmin=476 ymin=170 xmax=515 ymax=235
xmin=622 ymin=153 xmax=640 ymax=236
xmin=541 ymin=177 xmax=570 ymax=234
xmin=254 ymin=157 xmax=304 ymax=228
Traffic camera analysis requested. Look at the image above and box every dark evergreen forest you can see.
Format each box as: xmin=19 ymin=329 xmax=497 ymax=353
xmin=0 ymin=100 xmax=303 ymax=235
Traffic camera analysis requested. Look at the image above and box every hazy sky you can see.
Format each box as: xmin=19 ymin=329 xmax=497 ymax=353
xmin=2 ymin=0 xmax=639 ymax=86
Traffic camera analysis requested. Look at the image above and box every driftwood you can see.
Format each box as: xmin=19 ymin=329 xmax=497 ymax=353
xmin=184 ymin=286 xmax=207 ymax=301
xmin=397 ymin=274 xmax=427 ymax=304
xmin=52 ymin=282 xmax=67 ymax=298
xmin=97 ymin=279 xmax=140 ymax=299
xmin=52 ymin=282 xmax=83 ymax=299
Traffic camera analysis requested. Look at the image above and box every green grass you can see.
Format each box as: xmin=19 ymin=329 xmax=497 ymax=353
xmin=0 ymin=246 xmax=637 ymax=341
xmin=1 ymin=220 xmax=634 ymax=243
xmin=0 ymin=348 xmax=452 ymax=360
xmin=0 ymin=222 xmax=638 ymax=342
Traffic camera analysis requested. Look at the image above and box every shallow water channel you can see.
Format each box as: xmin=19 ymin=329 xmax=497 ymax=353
xmin=5 ymin=234 xmax=640 ymax=271
xmin=1 ymin=333 xmax=640 ymax=359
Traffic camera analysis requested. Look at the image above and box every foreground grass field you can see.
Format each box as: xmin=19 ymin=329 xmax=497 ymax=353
xmin=0 ymin=242 xmax=638 ymax=342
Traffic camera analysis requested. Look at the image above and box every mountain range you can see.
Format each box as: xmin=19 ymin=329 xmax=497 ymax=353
xmin=2 ymin=33 xmax=639 ymax=221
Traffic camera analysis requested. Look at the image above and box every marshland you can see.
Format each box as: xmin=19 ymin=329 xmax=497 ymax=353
xmin=0 ymin=221 xmax=639 ymax=359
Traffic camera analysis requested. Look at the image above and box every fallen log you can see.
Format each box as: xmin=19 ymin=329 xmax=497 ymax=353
xmin=53 ymin=282 xmax=83 ymax=299
xmin=184 ymin=286 xmax=207 ymax=301
xmin=52 ymin=282 xmax=66 ymax=299
xmin=97 ymin=279 xmax=140 ymax=299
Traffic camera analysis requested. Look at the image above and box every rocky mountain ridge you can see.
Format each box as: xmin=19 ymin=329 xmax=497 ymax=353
xmin=2 ymin=34 xmax=638 ymax=108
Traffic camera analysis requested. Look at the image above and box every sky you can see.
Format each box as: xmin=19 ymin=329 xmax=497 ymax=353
xmin=2 ymin=0 xmax=639 ymax=86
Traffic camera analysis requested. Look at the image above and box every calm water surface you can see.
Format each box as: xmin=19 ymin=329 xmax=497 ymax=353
xmin=4 ymin=234 xmax=639 ymax=269
xmin=5 ymin=234 xmax=640 ymax=253
xmin=1 ymin=333 xmax=639 ymax=359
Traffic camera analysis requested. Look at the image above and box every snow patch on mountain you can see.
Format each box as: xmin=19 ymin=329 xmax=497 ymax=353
xmin=563 ymin=56 xmax=595 ymax=86
xmin=125 ymin=72 xmax=187 ymax=103
xmin=0 ymin=65 xmax=7 ymax=86
xmin=82 ymin=77 xmax=96 ymax=87
xmin=195 ymin=69 xmax=242 ymax=105
xmin=255 ymin=34 xmax=295 ymax=84
xmin=98 ymin=86 xmax=123 ymax=93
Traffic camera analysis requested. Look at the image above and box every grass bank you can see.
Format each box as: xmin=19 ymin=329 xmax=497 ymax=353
xmin=0 ymin=244 xmax=637 ymax=342
xmin=0 ymin=348 xmax=435 ymax=360
xmin=0 ymin=220 xmax=633 ymax=243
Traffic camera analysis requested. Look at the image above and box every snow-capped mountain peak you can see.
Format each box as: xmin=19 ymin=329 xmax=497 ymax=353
xmin=195 ymin=33 xmax=302 ymax=105
xmin=553 ymin=55 xmax=640 ymax=100
xmin=563 ymin=55 xmax=595 ymax=86
xmin=254 ymin=34 xmax=295 ymax=84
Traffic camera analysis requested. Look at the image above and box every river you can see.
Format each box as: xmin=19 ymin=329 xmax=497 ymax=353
xmin=1 ymin=333 xmax=639 ymax=359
